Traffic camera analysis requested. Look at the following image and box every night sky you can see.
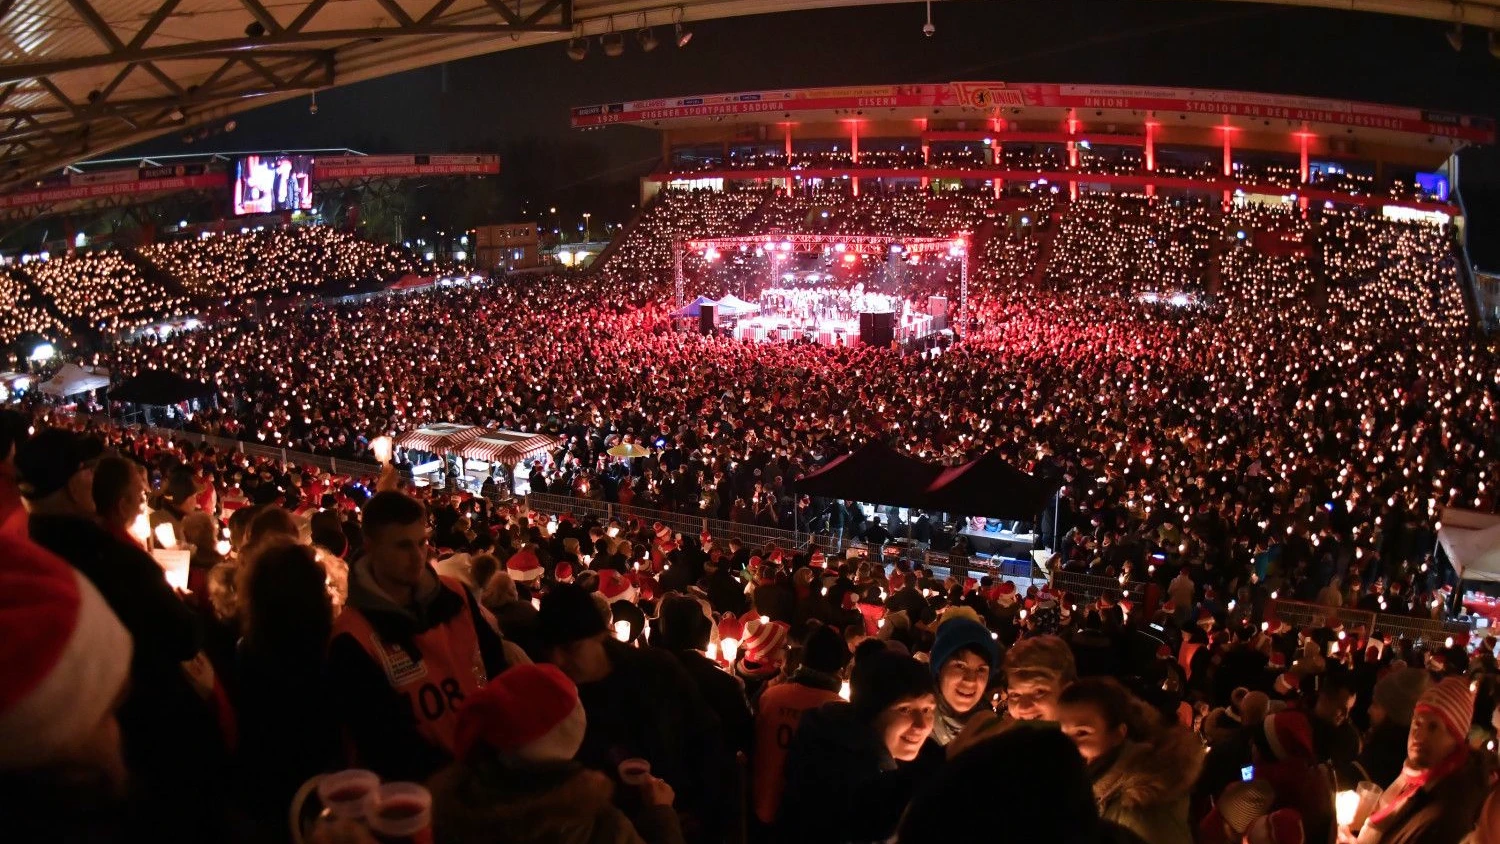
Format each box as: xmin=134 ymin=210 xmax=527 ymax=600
xmin=125 ymin=0 xmax=1500 ymax=258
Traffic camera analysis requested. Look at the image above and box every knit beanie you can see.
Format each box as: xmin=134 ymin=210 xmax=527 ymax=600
xmin=1218 ymin=780 xmax=1276 ymax=834
xmin=452 ymin=664 xmax=585 ymax=762
xmin=850 ymin=648 xmax=933 ymax=721
xmin=1371 ymin=667 xmax=1431 ymax=727
xmin=801 ymin=624 xmax=851 ymax=676
xmin=538 ymin=582 xmax=608 ymax=646
xmin=1246 ymin=808 xmax=1305 ymax=844
xmin=1260 ymin=711 xmax=1314 ymax=762
xmin=1415 ymin=676 xmax=1475 ymax=743
xmin=929 ymin=617 xmax=1000 ymax=679
xmin=0 ymin=537 xmax=132 ymax=770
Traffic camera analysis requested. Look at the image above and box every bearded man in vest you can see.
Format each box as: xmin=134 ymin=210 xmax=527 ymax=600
xmin=329 ymin=491 xmax=529 ymax=782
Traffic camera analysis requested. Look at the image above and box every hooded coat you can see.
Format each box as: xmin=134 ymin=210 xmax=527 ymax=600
xmin=1088 ymin=723 xmax=1203 ymax=844
xmin=430 ymin=757 xmax=684 ymax=844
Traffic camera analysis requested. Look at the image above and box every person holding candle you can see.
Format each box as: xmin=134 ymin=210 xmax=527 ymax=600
xmin=1346 ymin=678 xmax=1495 ymax=844
xmin=18 ymin=428 xmax=229 ymax=837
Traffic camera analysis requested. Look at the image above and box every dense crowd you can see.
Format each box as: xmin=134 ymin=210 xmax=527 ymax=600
xmin=0 ymin=227 xmax=427 ymax=352
xmin=3 ymin=412 xmax=1499 ymax=844
xmin=4 ymin=180 xmax=1500 ymax=842
xmin=139 ymin=228 xmax=423 ymax=301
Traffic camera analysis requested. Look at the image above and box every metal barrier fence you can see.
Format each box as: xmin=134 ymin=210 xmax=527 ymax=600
xmin=1053 ymin=570 xmax=1149 ymax=605
xmin=47 ymin=410 xmax=386 ymax=480
xmin=1266 ymin=599 xmax=1470 ymax=646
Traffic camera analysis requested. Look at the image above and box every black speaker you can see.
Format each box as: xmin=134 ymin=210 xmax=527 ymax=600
xmin=699 ymin=303 xmax=718 ymax=335
xmin=859 ymin=311 xmax=894 ymax=347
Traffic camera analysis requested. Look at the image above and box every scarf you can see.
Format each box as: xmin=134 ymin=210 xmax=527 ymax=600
xmin=1365 ymin=744 xmax=1469 ymax=827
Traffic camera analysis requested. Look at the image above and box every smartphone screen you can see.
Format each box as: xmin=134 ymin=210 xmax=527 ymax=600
xmin=1240 ymin=765 xmax=1255 ymax=782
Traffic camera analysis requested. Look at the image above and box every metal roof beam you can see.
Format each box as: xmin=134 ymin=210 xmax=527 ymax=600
xmin=0 ymin=14 xmax=573 ymax=85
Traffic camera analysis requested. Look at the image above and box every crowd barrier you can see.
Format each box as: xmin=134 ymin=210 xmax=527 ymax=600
xmin=1268 ymin=598 xmax=1473 ymax=647
xmin=48 ymin=410 xmax=386 ymax=481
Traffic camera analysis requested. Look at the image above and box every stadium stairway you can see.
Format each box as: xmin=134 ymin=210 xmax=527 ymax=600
xmin=584 ymin=196 xmax=653 ymax=273
xmin=1027 ymin=213 xmax=1063 ymax=290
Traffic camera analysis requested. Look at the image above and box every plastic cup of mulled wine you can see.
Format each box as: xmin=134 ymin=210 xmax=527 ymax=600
xmin=368 ymin=782 xmax=433 ymax=844
xmin=316 ymin=769 xmax=380 ymax=822
xmin=618 ymin=758 xmax=652 ymax=786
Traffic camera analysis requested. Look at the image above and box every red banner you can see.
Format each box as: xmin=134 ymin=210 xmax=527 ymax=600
xmin=572 ymin=82 xmax=1493 ymax=143
xmin=313 ymin=154 xmax=499 ymax=179
xmin=0 ymin=172 xmax=227 ymax=210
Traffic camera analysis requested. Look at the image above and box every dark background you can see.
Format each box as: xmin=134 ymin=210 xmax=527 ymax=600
xmin=121 ymin=0 xmax=1500 ymax=264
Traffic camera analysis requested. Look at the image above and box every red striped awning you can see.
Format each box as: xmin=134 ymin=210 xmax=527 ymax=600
xmin=393 ymin=423 xmax=485 ymax=453
xmin=454 ymin=430 xmax=562 ymax=466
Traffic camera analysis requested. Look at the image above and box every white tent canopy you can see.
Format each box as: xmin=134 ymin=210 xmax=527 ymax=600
xmin=1438 ymin=507 xmax=1500 ymax=583
xmin=39 ymin=363 xmax=110 ymax=397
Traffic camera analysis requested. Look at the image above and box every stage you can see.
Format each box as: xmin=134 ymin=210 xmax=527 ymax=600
xmin=727 ymin=309 xmax=937 ymax=346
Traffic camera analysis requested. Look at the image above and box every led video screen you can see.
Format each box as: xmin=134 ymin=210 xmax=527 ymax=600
xmin=233 ymin=154 xmax=313 ymax=215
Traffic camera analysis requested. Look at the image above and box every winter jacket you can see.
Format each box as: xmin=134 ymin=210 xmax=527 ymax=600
xmin=430 ymin=757 xmax=684 ymax=844
xmin=575 ymin=639 xmax=732 ymax=842
xmin=672 ymin=648 xmax=754 ymax=754
xmin=1354 ymin=721 xmax=1409 ymax=789
xmin=751 ymin=671 xmax=842 ymax=824
xmin=1356 ymin=752 xmax=1497 ymax=844
xmin=776 ymin=701 xmax=943 ymax=844
xmin=1088 ymin=726 xmax=1202 ymax=844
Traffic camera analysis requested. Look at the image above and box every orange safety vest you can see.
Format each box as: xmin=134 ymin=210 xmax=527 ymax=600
xmin=332 ymin=576 xmax=489 ymax=758
xmin=751 ymin=681 xmax=841 ymax=824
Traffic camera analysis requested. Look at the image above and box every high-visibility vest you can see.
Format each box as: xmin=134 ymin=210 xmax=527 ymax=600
xmin=752 ymin=682 xmax=841 ymax=824
xmin=332 ymin=576 xmax=489 ymax=757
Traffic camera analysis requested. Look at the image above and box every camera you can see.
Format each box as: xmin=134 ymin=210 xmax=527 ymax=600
xmin=922 ymin=21 xmax=935 ymax=36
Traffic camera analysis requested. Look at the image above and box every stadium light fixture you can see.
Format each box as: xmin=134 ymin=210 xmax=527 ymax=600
xmin=602 ymin=31 xmax=625 ymax=57
xmin=567 ymin=26 xmax=590 ymax=60
xmin=1446 ymin=22 xmax=1463 ymax=52
xmin=673 ymin=8 xmax=693 ymax=48
xmin=922 ymin=0 xmax=935 ymax=36
xmin=637 ymin=12 xmax=659 ymax=51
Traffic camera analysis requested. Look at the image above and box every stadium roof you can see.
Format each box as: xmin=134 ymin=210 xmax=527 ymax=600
xmin=0 ymin=0 xmax=1494 ymax=191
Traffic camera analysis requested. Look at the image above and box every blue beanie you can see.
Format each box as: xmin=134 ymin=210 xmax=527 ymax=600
xmin=929 ymin=618 xmax=1000 ymax=678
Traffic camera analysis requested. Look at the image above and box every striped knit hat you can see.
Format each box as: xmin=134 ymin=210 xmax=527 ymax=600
xmin=1415 ymin=676 xmax=1474 ymax=742
xmin=1218 ymin=780 xmax=1275 ymax=835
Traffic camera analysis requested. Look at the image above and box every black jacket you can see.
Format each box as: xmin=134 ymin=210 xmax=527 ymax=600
xmin=576 ymin=640 xmax=732 ymax=842
xmin=776 ymin=702 xmax=943 ymax=844
xmin=671 ymin=648 xmax=755 ymax=754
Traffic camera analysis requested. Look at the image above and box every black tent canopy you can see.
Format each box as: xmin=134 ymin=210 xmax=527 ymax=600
xmin=795 ymin=442 xmax=1060 ymax=521
xmin=795 ymin=442 xmax=945 ymax=511
xmin=110 ymin=370 xmax=215 ymax=406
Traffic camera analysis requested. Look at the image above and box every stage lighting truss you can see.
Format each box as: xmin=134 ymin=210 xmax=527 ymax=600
xmin=685 ymin=233 xmax=966 ymax=258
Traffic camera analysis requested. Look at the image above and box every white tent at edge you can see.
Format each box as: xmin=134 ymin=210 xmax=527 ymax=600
xmin=39 ymin=363 xmax=110 ymax=398
xmin=1437 ymin=506 xmax=1500 ymax=584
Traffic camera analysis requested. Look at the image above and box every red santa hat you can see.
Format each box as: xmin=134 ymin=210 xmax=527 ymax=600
xmin=717 ymin=613 xmax=746 ymax=643
xmin=810 ymin=551 xmax=827 ymax=569
xmin=506 ymin=548 xmax=543 ymax=583
xmin=1160 ymin=599 xmax=1178 ymax=614
xmin=653 ymin=523 xmax=671 ymax=542
xmin=1268 ymin=651 xmax=1287 ymax=670
xmin=1273 ymin=672 xmax=1299 ymax=696
xmin=1261 ymin=711 xmax=1314 ymax=762
xmin=598 ymin=570 xmax=637 ymax=604
xmin=1196 ymin=607 xmax=1215 ymax=629
xmin=453 ymin=664 xmax=585 ymax=762
xmin=841 ymin=592 xmax=859 ymax=611
xmin=1 ymin=538 xmax=132 ymax=771
xmin=738 ymin=619 xmax=789 ymax=670
xmin=553 ymin=561 xmax=574 ymax=584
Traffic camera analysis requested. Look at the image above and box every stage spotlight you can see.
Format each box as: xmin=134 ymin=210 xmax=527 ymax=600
xmin=602 ymin=32 xmax=625 ymax=57
xmin=1446 ymin=22 xmax=1463 ymax=52
xmin=224 ymin=119 xmax=237 ymax=132
xmin=567 ymin=35 xmax=589 ymax=60
xmin=675 ymin=22 xmax=692 ymax=48
xmin=245 ymin=21 xmax=266 ymax=38
xmin=168 ymin=107 xmax=186 ymax=123
xmin=638 ymin=27 xmax=659 ymax=52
